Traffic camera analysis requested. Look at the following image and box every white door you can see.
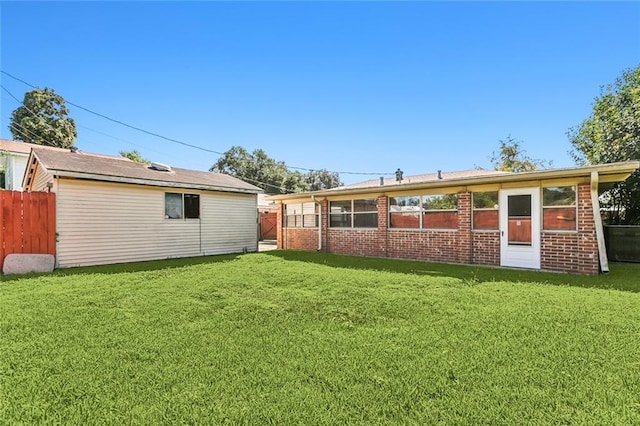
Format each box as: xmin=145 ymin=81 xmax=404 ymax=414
xmin=500 ymin=188 xmax=540 ymax=269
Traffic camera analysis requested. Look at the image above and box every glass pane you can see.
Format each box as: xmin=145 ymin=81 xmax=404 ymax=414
xmin=508 ymin=195 xmax=531 ymax=245
xmin=543 ymin=207 xmax=576 ymax=230
xmin=330 ymin=200 xmax=352 ymax=213
xmin=422 ymin=194 xmax=457 ymax=210
xmin=165 ymin=193 xmax=183 ymax=219
xmin=389 ymin=196 xmax=420 ymax=212
xmin=508 ymin=195 xmax=531 ymax=217
xmin=354 ymin=213 xmax=378 ymax=228
xmin=330 ymin=213 xmax=352 ymax=228
xmin=184 ymin=194 xmax=200 ymax=219
xmin=353 ymin=198 xmax=377 ymax=212
xmin=473 ymin=191 xmax=499 ymax=209
xmin=473 ymin=210 xmax=499 ymax=230
xmin=287 ymin=215 xmax=302 ymax=228
xmin=422 ymin=211 xmax=457 ymax=228
xmin=389 ymin=213 xmax=420 ymax=228
xmin=543 ymin=186 xmax=576 ymax=206
xmin=285 ymin=203 xmax=302 ymax=215
xmin=303 ymin=214 xmax=317 ymax=228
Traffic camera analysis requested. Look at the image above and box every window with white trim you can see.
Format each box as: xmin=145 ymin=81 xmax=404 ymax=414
xmin=542 ymin=186 xmax=576 ymax=231
xmin=472 ymin=191 xmax=499 ymax=230
xmin=165 ymin=193 xmax=200 ymax=219
xmin=285 ymin=202 xmax=318 ymax=228
xmin=389 ymin=194 xmax=457 ymax=229
xmin=329 ymin=198 xmax=378 ymax=228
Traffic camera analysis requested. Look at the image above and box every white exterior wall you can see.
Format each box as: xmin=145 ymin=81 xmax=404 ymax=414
xmin=3 ymin=154 xmax=29 ymax=190
xmin=56 ymin=179 xmax=257 ymax=268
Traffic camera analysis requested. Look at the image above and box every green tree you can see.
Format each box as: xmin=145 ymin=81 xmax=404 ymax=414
xmin=119 ymin=150 xmax=149 ymax=163
xmin=568 ymin=65 xmax=640 ymax=224
xmin=9 ymin=87 xmax=77 ymax=148
xmin=490 ymin=135 xmax=551 ymax=172
xmin=211 ymin=147 xmax=342 ymax=194
xmin=306 ymin=169 xmax=342 ymax=191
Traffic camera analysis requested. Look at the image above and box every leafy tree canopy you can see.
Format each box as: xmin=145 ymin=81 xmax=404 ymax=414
xmin=9 ymin=87 xmax=77 ymax=148
xmin=119 ymin=150 xmax=149 ymax=164
xmin=568 ymin=65 xmax=640 ymax=224
xmin=490 ymin=135 xmax=551 ymax=172
xmin=210 ymin=146 xmax=342 ymax=194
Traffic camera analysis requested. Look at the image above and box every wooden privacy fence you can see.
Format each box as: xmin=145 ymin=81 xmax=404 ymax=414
xmin=0 ymin=191 xmax=56 ymax=271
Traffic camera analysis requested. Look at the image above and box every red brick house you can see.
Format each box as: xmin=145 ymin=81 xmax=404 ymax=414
xmin=267 ymin=162 xmax=639 ymax=275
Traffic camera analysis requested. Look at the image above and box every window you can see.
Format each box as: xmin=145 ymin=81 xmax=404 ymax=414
xmin=329 ymin=199 xmax=378 ymax=228
xmin=165 ymin=193 xmax=200 ymax=219
xmin=473 ymin=191 xmax=499 ymax=230
xmin=389 ymin=196 xmax=421 ymax=228
xmin=422 ymin=194 xmax=458 ymax=229
xmin=389 ymin=194 xmax=457 ymax=229
xmin=285 ymin=202 xmax=318 ymax=228
xmin=543 ymin=186 xmax=576 ymax=231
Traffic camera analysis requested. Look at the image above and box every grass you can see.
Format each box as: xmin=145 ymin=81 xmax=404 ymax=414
xmin=1 ymin=251 xmax=640 ymax=424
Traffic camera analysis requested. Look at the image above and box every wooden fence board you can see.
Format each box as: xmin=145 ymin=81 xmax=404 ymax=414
xmin=0 ymin=190 xmax=56 ymax=271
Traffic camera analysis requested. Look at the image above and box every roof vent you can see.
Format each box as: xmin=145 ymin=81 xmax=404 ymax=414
xmin=379 ymin=177 xmax=384 ymax=186
xmin=437 ymin=170 xmax=442 ymax=180
xmin=70 ymin=146 xmax=79 ymax=153
xmin=150 ymin=162 xmax=172 ymax=172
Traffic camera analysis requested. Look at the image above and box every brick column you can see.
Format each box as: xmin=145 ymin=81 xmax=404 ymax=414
xmin=577 ymin=183 xmax=599 ymax=275
xmin=320 ymin=199 xmax=328 ymax=252
xmin=276 ymin=203 xmax=284 ymax=249
xmin=377 ymin=195 xmax=388 ymax=257
xmin=457 ymin=191 xmax=472 ymax=264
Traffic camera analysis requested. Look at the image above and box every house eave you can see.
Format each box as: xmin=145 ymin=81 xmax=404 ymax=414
xmin=265 ymin=161 xmax=640 ymax=201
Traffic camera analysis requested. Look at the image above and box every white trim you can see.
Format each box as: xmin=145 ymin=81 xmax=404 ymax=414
xmin=500 ymin=187 xmax=541 ymax=269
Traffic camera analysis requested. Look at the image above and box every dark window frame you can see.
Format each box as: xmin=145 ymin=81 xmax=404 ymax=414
xmin=165 ymin=192 xmax=200 ymax=220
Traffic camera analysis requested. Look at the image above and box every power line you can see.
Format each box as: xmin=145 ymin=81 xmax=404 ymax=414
xmin=1 ymin=70 xmax=394 ymax=176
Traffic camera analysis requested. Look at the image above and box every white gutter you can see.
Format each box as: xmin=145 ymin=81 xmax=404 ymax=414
xmin=591 ymin=171 xmax=609 ymax=273
xmin=312 ymin=195 xmax=322 ymax=251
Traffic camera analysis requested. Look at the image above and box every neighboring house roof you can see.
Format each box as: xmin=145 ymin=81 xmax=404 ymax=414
xmin=0 ymin=139 xmax=68 ymax=155
xmin=339 ymin=168 xmax=509 ymax=190
xmin=267 ymin=162 xmax=640 ymax=201
xmin=26 ymin=148 xmax=262 ymax=194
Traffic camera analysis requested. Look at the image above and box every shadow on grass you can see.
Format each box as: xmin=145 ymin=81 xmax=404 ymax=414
xmin=0 ymin=254 xmax=243 ymax=282
xmin=264 ymin=250 xmax=640 ymax=293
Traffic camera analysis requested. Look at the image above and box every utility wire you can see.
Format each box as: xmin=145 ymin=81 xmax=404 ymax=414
xmin=3 ymin=83 xmax=298 ymax=193
xmin=1 ymin=70 xmax=394 ymax=176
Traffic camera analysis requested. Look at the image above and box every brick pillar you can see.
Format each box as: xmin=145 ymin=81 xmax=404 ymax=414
xmin=276 ymin=203 xmax=284 ymax=249
xmin=577 ymin=183 xmax=599 ymax=275
xmin=457 ymin=191 xmax=472 ymax=264
xmin=320 ymin=199 xmax=328 ymax=252
xmin=377 ymin=195 xmax=388 ymax=257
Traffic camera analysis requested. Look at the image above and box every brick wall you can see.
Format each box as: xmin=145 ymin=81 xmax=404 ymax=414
xmin=541 ymin=183 xmax=599 ymax=274
xmin=472 ymin=231 xmax=500 ymax=266
xmin=280 ymin=185 xmax=602 ymax=275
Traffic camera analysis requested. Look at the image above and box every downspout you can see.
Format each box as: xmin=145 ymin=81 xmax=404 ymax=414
xmin=312 ymin=195 xmax=322 ymax=252
xmin=590 ymin=171 xmax=609 ymax=273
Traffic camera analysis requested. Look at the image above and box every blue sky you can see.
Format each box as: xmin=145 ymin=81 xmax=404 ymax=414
xmin=1 ymin=1 xmax=639 ymax=186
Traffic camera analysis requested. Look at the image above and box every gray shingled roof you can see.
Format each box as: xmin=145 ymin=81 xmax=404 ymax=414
xmin=32 ymin=148 xmax=262 ymax=194
xmin=337 ymin=168 xmax=511 ymax=190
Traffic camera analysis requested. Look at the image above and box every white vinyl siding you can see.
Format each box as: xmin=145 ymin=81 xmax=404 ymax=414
xmin=4 ymin=154 xmax=29 ymax=190
xmin=55 ymin=179 xmax=257 ymax=267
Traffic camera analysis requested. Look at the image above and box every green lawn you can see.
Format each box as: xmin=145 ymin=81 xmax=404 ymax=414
xmin=1 ymin=252 xmax=639 ymax=424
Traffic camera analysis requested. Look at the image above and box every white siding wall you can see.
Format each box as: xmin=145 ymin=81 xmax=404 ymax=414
xmin=5 ymin=155 xmax=28 ymax=190
xmin=56 ymin=179 xmax=257 ymax=268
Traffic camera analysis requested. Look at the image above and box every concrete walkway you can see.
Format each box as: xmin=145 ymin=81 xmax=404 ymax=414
xmin=258 ymin=240 xmax=278 ymax=252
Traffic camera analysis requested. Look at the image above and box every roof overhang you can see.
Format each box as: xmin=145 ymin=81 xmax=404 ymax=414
xmin=47 ymin=170 xmax=262 ymax=194
xmin=266 ymin=161 xmax=640 ymax=201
